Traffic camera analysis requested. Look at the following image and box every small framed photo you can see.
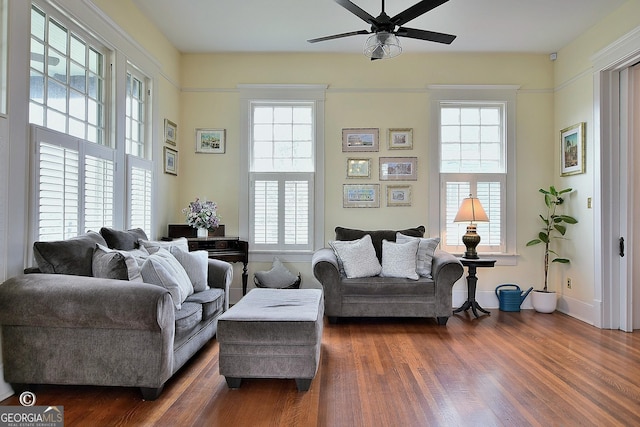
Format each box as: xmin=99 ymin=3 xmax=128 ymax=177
xmin=346 ymin=158 xmax=371 ymax=178
xmin=343 ymin=184 xmax=380 ymax=208
xmin=560 ymin=122 xmax=586 ymax=176
xmin=164 ymin=119 xmax=177 ymax=146
xmin=379 ymin=157 xmax=417 ymax=181
xmin=388 ymin=128 xmax=413 ymax=150
xmin=387 ymin=185 xmax=412 ymax=207
xmin=196 ymin=128 xmax=226 ymax=154
xmin=342 ymin=128 xmax=379 ymax=152
xmin=164 ymin=147 xmax=178 ymax=175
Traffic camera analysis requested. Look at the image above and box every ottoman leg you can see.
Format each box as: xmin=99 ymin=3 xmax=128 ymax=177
xmin=295 ymin=378 xmax=312 ymax=391
xmin=225 ymin=377 xmax=242 ymax=389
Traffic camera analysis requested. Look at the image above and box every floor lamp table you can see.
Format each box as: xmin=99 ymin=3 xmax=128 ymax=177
xmin=454 ymin=258 xmax=496 ymax=318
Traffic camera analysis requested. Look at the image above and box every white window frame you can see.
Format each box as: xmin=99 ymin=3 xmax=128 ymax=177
xmin=239 ymin=84 xmax=326 ymax=262
xmin=429 ymin=85 xmax=518 ymax=264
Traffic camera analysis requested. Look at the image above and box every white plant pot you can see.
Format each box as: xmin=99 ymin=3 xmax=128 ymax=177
xmin=532 ymin=290 xmax=557 ymax=313
xmin=197 ymin=227 xmax=208 ymax=238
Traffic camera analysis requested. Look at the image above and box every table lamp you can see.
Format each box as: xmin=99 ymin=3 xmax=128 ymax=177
xmin=454 ymin=194 xmax=489 ymax=259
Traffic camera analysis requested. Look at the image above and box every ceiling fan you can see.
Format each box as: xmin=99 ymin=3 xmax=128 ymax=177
xmin=308 ymin=0 xmax=456 ymax=60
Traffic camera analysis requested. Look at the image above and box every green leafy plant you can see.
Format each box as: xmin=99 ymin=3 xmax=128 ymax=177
xmin=526 ymin=186 xmax=578 ymax=292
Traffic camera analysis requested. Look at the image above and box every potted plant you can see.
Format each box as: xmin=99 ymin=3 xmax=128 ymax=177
xmin=183 ymin=198 xmax=221 ymax=238
xmin=526 ymin=186 xmax=578 ymax=313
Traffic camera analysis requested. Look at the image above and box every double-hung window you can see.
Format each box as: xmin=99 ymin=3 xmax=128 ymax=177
xmin=429 ymin=86 xmax=517 ymax=260
xmin=239 ymin=85 xmax=326 ymax=259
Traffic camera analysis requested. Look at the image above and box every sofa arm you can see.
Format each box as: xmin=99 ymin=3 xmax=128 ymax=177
xmin=312 ymin=248 xmax=342 ymax=316
xmin=431 ymin=249 xmax=464 ymax=316
xmin=207 ymin=258 xmax=233 ymax=311
xmin=0 ymin=274 xmax=174 ymax=331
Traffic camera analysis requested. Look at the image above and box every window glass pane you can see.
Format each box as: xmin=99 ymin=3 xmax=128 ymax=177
xmin=293 ymin=107 xmax=312 ymax=123
xmin=48 ymin=19 xmax=67 ymax=54
xmin=274 ymin=124 xmax=292 ymax=140
xmin=30 ymin=38 xmax=45 ymax=73
xmin=69 ymin=62 xmax=85 ymax=93
xmin=273 ymin=107 xmax=291 ymax=122
xmin=441 ymin=108 xmax=459 ymax=125
xmin=47 ymin=48 xmax=66 ymax=82
xmin=31 ymin=6 xmax=45 ymax=40
xmin=30 ymin=70 xmax=44 ymax=102
xmin=70 ymin=35 xmax=85 ymax=66
xmin=254 ymin=107 xmax=272 ymax=123
xmin=46 ymin=108 xmax=66 ymax=133
xmin=460 ymin=108 xmax=480 ymax=124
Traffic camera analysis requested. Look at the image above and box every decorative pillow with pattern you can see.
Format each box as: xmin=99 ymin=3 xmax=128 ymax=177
xmin=329 ymin=234 xmax=382 ymax=278
xmin=380 ymin=239 xmax=420 ymax=280
xmin=396 ymin=233 xmax=440 ymax=279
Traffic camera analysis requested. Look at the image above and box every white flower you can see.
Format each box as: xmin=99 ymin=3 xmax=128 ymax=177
xmin=182 ymin=198 xmax=221 ymax=230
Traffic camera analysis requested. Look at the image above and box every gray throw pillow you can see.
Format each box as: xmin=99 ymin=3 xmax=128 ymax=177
xmin=169 ymin=247 xmax=209 ymax=292
xmin=396 ymin=233 xmax=440 ymax=279
xmin=254 ymin=257 xmax=298 ymax=288
xmin=334 ymin=226 xmax=425 ymax=261
xmin=33 ymin=231 xmax=108 ymax=276
xmin=92 ymin=244 xmax=143 ymax=282
xmin=140 ymin=248 xmax=193 ymax=308
xmin=100 ymin=227 xmax=148 ymax=250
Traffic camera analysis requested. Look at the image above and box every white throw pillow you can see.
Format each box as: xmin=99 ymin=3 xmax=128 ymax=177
xmin=140 ymin=248 xmax=194 ymax=309
xmin=380 ymin=239 xmax=420 ymax=280
xmin=329 ymin=234 xmax=382 ymax=279
xmin=396 ymin=233 xmax=440 ymax=279
xmin=139 ymin=237 xmax=189 ymax=254
xmin=169 ymin=246 xmax=209 ymax=292
xmin=254 ymin=257 xmax=298 ymax=288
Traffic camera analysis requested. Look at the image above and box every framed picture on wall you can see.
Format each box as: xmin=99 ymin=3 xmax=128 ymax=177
xmin=386 ymin=185 xmax=412 ymax=207
xmin=343 ymin=184 xmax=380 ymax=208
xmin=164 ymin=147 xmax=178 ymax=175
xmin=196 ymin=128 xmax=226 ymax=154
xmin=164 ymin=119 xmax=177 ymax=146
xmin=388 ymin=128 xmax=413 ymax=150
xmin=560 ymin=122 xmax=586 ymax=176
xmin=342 ymin=128 xmax=379 ymax=152
xmin=379 ymin=157 xmax=417 ymax=181
xmin=346 ymin=158 xmax=371 ymax=178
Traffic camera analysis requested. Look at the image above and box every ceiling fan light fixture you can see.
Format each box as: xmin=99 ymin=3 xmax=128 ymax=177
xmin=363 ymin=31 xmax=402 ymax=60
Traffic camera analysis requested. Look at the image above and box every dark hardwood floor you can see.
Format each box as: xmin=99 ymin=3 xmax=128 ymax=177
xmin=2 ymin=310 xmax=639 ymax=426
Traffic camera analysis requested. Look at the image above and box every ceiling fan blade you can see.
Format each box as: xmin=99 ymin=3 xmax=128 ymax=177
xmin=308 ymin=29 xmax=370 ymax=43
xmin=392 ymin=0 xmax=450 ymax=27
xmin=397 ymin=27 xmax=456 ymax=44
xmin=334 ymin=0 xmax=376 ymax=24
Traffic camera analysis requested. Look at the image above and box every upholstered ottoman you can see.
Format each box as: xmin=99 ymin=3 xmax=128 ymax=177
xmin=217 ymin=288 xmax=324 ymax=391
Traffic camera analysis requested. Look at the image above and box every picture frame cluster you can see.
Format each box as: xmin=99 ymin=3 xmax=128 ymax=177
xmin=341 ymin=127 xmax=415 ymax=208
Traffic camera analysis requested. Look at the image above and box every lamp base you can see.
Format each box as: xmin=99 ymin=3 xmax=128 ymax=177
xmin=461 ymin=224 xmax=481 ymax=259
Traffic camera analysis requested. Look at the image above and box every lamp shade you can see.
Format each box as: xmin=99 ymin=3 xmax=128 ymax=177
xmin=363 ymin=32 xmax=402 ymax=60
xmin=454 ymin=196 xmax=489 ymax=223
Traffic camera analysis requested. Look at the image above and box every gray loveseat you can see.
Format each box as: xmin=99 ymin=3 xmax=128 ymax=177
xmin=312 ymin=226 xmax=464 ymax=325
xmin=0 ymin=228 xmax=232 ymax=400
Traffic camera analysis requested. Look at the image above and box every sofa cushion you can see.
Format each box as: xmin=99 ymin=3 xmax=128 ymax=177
xmin=329 ymin=234 xmax=382 ymax=278
xmin=169 ymin=247 xmax=209 ymax=292
xmin=139 ymin=237 xmax=189 ymax=253
xmin=174 ymin=302 xmax=203 ymax=339
xmin=185 ymin=288 xmax=225 ymax=320
xmin=100 ymin=227 xmax=148 ymax=251
xmin=334 ymin=226 xmax=425 ymax=261
xmin=33 ymin=231 xmax=108 ymax=276
xmin=254 ymin=257 xmax=298 ymax=288
xmin=380 ymin=239 xmax=419 ymax=280
xmin=396 ymin=234 xmax=440 ymax=279
xmin=92 ymin=244 xmax=143 ymax=282
xmin=139 ymin=248 xmax=193 ymax=309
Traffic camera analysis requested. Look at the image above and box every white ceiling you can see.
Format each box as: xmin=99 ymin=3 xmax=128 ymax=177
xmin=131 ymin=0 xmax=627 ymax=55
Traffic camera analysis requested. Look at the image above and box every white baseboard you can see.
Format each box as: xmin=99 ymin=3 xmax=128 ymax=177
xmin=557 ymin=295 xmax=595 ymax=325
xmin=0 ymin=363 xmax=14 ymax=401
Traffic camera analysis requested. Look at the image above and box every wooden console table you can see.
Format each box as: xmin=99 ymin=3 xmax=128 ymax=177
xmin=166 ymin=225 xmax=249 ymax=295
xmin=185 ymin=237 xmax=249 ymax=296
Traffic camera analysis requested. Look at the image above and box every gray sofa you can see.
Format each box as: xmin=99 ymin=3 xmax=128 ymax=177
xmin=312 ymin=226 xmax=464 ymax=325
xmin=0 ymin=228 xmax=232 ymax=400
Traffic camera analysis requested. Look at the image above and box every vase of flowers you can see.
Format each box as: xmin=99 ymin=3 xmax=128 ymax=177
xmin=183 ymin=198 xmax=221 ymax=238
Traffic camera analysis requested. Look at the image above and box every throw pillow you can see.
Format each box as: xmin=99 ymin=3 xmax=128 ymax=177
xmin=100 ymin=227 xmax=148 ymax=251
xmin=92 ymin=244 xmax=143 ymax=282
xmin=139 ymin=237 xmax=189 ymax=254
xmin=169 ymin=246 xmax=209 ymax=292
xmin=254 ymin=257 xmax=298 ymax=288
xmin=396 ymin=233 xmax=440 ymax=279
xmin=329 ymin=234 xmax=382 ymax=279
xmin=33 ymin=231 xmax=108 ymax=276
xmin=380 ymin=239 xmax=419 ymax=280
xmin=334 ymin=226 xmax=425 ymax=261
xmin=139 ymin=248 xmax=194 ymax=309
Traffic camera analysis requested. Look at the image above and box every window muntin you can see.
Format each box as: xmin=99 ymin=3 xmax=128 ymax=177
xmin=29 ymin=4 xmax=106 ymax=144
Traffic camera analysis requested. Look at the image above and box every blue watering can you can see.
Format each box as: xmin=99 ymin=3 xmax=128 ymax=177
xmin=495 ymin=284 xmax=533 ymax=312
